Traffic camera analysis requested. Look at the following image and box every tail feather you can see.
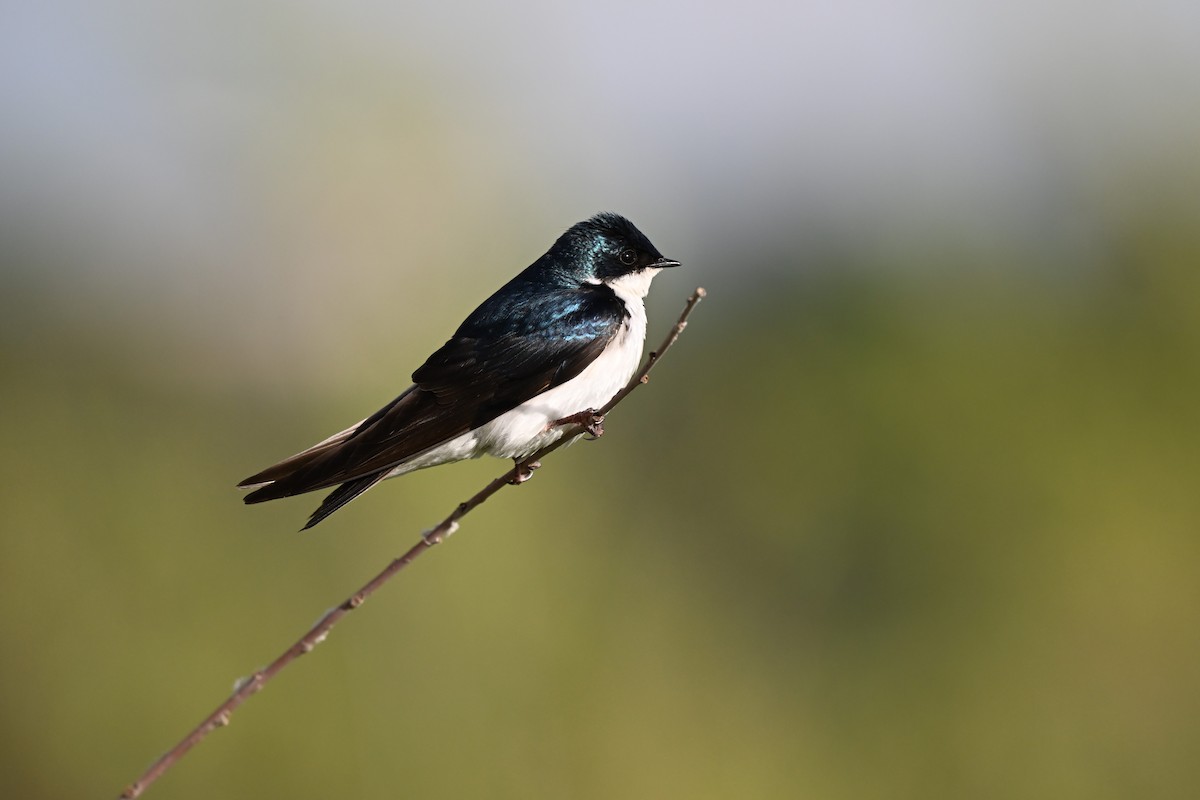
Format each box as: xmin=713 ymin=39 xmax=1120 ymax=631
xmin=300 ymin=473 xmax=390 ymax=530
xmin=237 ymin=386 xmax=420 ymax=497
xmin=236 ymin=385 xmax=423 ymax=526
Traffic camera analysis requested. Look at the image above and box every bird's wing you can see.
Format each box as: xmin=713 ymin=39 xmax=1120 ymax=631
xmin=236 ymin=417 xmax=372 ymax=489
xmin=239 ymin=285 xmax=626 ymax=503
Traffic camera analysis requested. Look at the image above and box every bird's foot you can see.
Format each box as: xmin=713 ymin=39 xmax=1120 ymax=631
xmin=510 ymin=459 xmax=541 ymax=484
xmin=554 ymin=408 xmax=605 ymax=439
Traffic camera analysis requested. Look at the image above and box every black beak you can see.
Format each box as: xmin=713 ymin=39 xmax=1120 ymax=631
xmin=652 ymin=256 xmax=682 ymax=268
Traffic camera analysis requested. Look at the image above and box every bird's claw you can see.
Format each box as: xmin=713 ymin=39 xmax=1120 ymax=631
xmin=554 ymin=409 xmax=605 ymax=439
xmin=510 ymin=459 xmax=540 ymax=484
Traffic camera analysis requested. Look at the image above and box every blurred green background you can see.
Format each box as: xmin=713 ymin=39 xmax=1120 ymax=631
xmin=2 ymin=2 xmax=1199 ymax=798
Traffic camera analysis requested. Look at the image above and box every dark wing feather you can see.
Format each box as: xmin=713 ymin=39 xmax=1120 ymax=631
xmin=238 ymin=387 xmax=417 ymax=489
xmin=240 ymin=388 xmax=431 ymax=503
xmin=239 ymin=284 xmax=626 ymax=509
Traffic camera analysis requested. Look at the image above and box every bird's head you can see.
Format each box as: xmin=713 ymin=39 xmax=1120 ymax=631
xmin=545 ymin=212 xmax=680 ymax=297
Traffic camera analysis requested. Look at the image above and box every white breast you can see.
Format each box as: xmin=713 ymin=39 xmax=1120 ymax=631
xmin=474 ymin=287 xmax=648 ymax=458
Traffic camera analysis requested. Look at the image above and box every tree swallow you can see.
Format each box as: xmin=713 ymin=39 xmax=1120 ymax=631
xmin=239 ymin=212 xmax=680 ymax=529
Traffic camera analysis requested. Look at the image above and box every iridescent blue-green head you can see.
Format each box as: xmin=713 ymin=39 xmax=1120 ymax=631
xmin=541 ymin=212 xmax=680 ymax=293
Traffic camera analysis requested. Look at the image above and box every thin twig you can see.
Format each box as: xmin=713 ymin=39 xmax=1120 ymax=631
xmin=118 ymin=287 xmax=705 ymax=799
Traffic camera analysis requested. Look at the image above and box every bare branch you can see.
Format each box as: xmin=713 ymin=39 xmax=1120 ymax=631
xmin=118 ymin=287 xmax=705 ymax=799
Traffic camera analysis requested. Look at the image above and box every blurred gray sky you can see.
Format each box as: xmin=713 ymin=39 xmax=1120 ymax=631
xmin=2 ymin=0 xmax=1198 ymax=349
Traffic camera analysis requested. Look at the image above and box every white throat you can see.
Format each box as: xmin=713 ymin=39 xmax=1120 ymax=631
xmin=605 ymin=268 xmax=662 ymax=302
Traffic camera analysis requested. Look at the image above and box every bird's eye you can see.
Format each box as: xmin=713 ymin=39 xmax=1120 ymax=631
xmin=618 ymin=248 xmax=637 ymax=266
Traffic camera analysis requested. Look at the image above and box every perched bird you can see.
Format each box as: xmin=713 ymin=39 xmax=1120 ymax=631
xmin=239 ymin=212 xmax=680 ymax=529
